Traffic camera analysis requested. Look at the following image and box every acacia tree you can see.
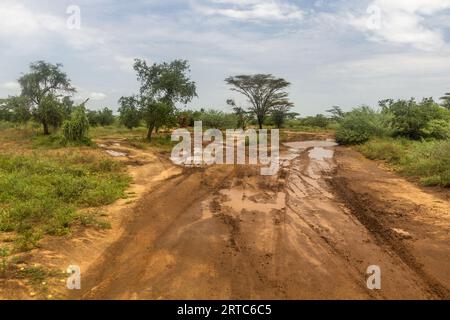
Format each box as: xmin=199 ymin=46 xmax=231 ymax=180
xmin=225 ymin=74 xmax=292 ymax=129
xmin=18 ymin=61 xmax=76 ymax=134
xmin=129 ymin=59 xmax=197 ymax=141
xmin=271 ymin=102 xmax=294 ymax=129
xmin=226 ymin=98 xmax=251 ymax=130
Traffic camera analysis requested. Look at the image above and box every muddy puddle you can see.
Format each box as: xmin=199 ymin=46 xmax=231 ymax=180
xmin=201 ymin=140 xmax=338 ymax=219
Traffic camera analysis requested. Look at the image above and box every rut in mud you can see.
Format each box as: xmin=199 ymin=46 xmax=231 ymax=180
xmin=69 ymin=140 xmax=449 ymax=300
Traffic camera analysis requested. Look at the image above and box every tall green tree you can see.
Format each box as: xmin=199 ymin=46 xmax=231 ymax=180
xmin=130 ymin=59 xmax=197 ymax=140
xmin=18 ymin=61 xmax=76 ymax=134
xmin=225 ymin=74 xmax=292 ymax=129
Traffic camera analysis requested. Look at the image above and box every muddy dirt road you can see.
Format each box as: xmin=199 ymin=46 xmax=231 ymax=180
xmin=69 ymin=139 xmax=450 ymax=300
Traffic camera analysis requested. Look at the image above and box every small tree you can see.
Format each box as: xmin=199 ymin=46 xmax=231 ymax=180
xmin=271 ymin=104 xmax=293 ymax=129
xmin=227 ymin=99 xmax=251 ymax=130
xmin=118 ymin=96 xmax=141 ymax=130
xmin=63 ymin=105 xmax=90 ymax=142
xmin=140 ymin=98 xmax=173 ymax=140
xmin=225 ymin=74 xmax=292 ymax=129
xmin=19 ymin=61 xmax=76 ymax=134
xmin=326 ymin=106 xmax=345 ymax=121
xmin=33 ymin=94 xmax=65 ymax=133
xmin=98 ymin=107 xmax=115 ymax=126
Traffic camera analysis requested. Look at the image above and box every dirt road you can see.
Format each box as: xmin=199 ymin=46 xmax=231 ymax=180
xmin=68 ymin=139 xmax=449 ymax=300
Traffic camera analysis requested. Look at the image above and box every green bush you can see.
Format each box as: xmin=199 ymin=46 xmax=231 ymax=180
xmin=380 ymin=98 xmax=448 ymax=139
xmin=196 ymin=109 xmax=237 ymax=129
xmin=420 ymin=119 xmax=450 ymax=140
xmin=63 ymin=106 xmax=90 ymax=142
xmin=335 ymin=106 xmax=392 ymax=145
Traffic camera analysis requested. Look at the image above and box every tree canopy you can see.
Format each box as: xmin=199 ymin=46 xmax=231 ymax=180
xmin=121 ymin=59 xmax=198 ymax=140
xmin=225 ymin=74 xmax=293 ymax=129
xmin=18 ymin=61 xmax=76 ymax=134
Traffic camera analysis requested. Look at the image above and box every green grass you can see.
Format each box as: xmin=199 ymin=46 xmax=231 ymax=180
xmin=358 ymin=138 xmax=450 ymax=187
xmin=0 ymin=151 xmax=131 ymax=251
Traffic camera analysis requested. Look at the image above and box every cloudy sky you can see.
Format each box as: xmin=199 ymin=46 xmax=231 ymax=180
xmin=0 ymin=0 xmax=450 ymax=115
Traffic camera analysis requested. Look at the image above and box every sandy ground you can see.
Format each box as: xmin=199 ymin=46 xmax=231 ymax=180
xmin=61 ymin=138 xmax=448 ymax=300
xmin=2 ymin=136 xmax=448 ymax=299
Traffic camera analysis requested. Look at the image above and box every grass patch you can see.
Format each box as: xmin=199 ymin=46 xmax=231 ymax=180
xmin=0 ymin=151 xmax=131 ymax=251
xmin=358 ymin=138 xmax=450 ymax=187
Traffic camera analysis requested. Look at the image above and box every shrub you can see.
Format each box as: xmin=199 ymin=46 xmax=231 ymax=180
xmin=63 ymin=106 xmax=90 ymax=142
xmin=300 ymin=114 xmax=330 ymax=128
xmin=196 ymin=109 xmax=237 ymax=129
xmin=420 ymin=119 xmax=450 ymax=140
xmin=335 ymin=106 xmax=392 ymax=145
xmin=380 ymin=98 xmax=447 ymax=139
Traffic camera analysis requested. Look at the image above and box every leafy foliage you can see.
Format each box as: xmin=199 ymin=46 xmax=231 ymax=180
xmin=33 ymin=94 xmax=65 ymax=133
xmin=121 ymin=58 xmax=198 ymax=140
xmin=380 ymin=98 xmax=446 ymax=139
xmin=335 ymin=106 xmax=392 ymax=145
xmin=197 ymin=109 xmax=237 ymax=129
xmin=225 ymin=74 xmax=293 ymax=129
xmin=62 ymin=105 xmax=90 ymax=142
xmin=87 ymin=107 xmax=115 ymax=127
xmin=118 ymin=96 xmax=141 ymax=130
xmin=18 ymin=61 xmax=76 ymax=135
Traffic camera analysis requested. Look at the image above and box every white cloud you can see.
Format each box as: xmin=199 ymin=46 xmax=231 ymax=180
xmin=348 ymin=0 xmax=450 ymax=51
xmin=0 ymin=1 xmax=106 ymax=51
xmin=320 ymin=53 xmax=450 ymax=78
xmin=1 ymin=81 xmax=20 ymax=91
xmin=90 ymin=92 xmax=107 ymax=101
xmin=196 ymin=0 xmax=303 ymax=21
xmin=114 ymin=55 xmax=136 ymax=73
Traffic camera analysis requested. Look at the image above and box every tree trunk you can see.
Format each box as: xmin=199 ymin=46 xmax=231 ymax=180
xmin=43 ymin=121 xmax=50 ymax=135
xmin=258 ymin=118 xmax=263 ymax=129
xmin=146 ymin=123 xmax=154 ymax=141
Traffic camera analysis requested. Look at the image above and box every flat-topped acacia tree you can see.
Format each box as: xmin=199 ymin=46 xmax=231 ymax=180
xmin=225 ymin=74 xmax=293 ymax=129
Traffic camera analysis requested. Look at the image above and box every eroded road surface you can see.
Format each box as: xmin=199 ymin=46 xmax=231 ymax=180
xmin=70 ymin=140 xmax=450 ymax=299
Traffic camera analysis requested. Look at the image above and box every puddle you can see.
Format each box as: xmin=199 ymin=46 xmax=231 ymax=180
xmin=308 ymin=147 xmax=334 ymax=161
xmin=220 ymin=188 xmax=286 ymax=214
xmin=283 ymin=140 xmax=337 ymax=150
xmin=105 ymin=150 xmax=127 ymax=157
